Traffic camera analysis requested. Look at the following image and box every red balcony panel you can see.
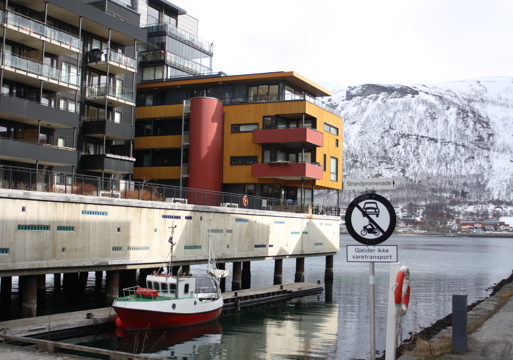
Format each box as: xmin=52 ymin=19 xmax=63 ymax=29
xmin=253 ymin=128 xmax=323 ymax=147
xmin=252 ymin=162 xmax=323 ymax=180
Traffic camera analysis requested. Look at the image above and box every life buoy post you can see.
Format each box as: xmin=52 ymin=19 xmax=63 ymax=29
xmin=394 ymin=265 xmax=410 ymax=317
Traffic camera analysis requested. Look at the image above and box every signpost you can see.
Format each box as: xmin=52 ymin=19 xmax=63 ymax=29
xmin=346 ymin=192 xmax=397 ymax=360
xmin=344 ymin=177 xmax=396 ymax=191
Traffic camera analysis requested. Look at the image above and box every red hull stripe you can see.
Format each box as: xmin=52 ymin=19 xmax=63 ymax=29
xmin=114 ymin=306 xmax=223 ymax=330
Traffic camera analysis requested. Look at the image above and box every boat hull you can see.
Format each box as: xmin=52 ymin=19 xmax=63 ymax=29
xmin=113 ymin=298 xmax=223 ymax=330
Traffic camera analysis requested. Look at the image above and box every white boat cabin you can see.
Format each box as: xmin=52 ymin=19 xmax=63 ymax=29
xmin=146 ymin=274 xmax=196 ymax=298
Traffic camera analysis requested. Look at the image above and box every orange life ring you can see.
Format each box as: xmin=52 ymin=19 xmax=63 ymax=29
xmin=394 ymin=266 xmax=410 ymax=316
xmin=242 ymin=195 xmax=248 ymax=207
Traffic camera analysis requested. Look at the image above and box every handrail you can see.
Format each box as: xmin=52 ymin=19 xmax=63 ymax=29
xmin=0 ymin=165 xmax=341 ymax=216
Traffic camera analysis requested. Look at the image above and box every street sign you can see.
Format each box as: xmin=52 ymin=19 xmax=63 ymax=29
xmin=345 ymin=193 xmax=396 ymax=245
xmin=346 ymin=245 xmax=398 ymax=263
xmin=344 ymin=178 xmax=396 ymax=191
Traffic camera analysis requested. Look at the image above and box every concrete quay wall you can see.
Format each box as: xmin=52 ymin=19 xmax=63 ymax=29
xmin=0 ymin=189 xmax=340 ymax=277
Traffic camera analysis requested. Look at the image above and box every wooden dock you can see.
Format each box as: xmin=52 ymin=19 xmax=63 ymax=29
xmin=0 ymin=282 xmax=323 ymax=359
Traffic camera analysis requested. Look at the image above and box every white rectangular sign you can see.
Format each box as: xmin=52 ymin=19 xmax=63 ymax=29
xmin=344 ymin=178 xmax=396 ymax=190
xmin=346 ymin=245 xmax=398 ymax=263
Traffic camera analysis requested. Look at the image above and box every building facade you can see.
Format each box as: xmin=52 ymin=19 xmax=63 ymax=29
xmin=134 ymin=71 xmax=343 ymax=206
xmin=0 ymin=0 xmax=146 ymax=180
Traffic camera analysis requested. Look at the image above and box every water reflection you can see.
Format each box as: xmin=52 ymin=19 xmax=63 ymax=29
xmin=76 ymin=234 xmax=513 ymax=359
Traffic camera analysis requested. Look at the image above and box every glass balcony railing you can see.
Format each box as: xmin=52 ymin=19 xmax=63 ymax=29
xmin=88 ymin=48 xmax=137 ymax=69
xmin=1 ymin=10 xmax=82 ymax=51
xmin=144 ymin=23 xmax=213 ymax=55
xmin=139 ymin=50 xmax=212 ymax=77
xmin=1 ymin=51 xmax=80 ymax=87
xmin=86 ymin=85 xmax=135 ymax=104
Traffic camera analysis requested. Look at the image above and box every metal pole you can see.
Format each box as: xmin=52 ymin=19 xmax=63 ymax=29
xmin=370 ymin=261 xmax=376 ymax=360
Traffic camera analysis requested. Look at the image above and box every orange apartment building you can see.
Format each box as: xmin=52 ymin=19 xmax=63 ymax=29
xmin=133 ymin=71 xmax=343 ymax=207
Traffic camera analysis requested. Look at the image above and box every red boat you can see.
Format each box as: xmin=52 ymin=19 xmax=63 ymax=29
xmin=112 ymin=230 xmax=228 ymax=331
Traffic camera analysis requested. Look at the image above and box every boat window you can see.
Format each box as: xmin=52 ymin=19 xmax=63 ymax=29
xmin=161 ymin=283 xmax=168 ymax=292
xmin=153 ymin=282 xmax=160 ymax=291
xmin=184 ymin=284 xmax=189 ymax=294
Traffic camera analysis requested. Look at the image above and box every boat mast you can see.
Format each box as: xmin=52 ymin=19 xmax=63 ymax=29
xmin=167 ymin=225 xmax=177 ymax=279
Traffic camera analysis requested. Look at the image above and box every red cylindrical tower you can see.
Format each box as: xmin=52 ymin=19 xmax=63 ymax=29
xmin=187 ymin=97 xmax=223 ymax=205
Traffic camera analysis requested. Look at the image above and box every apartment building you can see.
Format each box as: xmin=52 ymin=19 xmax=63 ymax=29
xmin=134 ymin=71 xmax=343 ymax=205
xmin=0 ymin=0 xmax=146 ymax=180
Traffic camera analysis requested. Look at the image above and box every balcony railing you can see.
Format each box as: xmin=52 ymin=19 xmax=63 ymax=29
xmin=0 ymin=51 xmax=80 ymax=90
xmin=139 ymin=50 xmax=212 ymax=77
xmin=144 ymin=23 xmax=213 ymax=55
xmin=87 ymin=48 xmax=137 ymax=74
xmin=1 ymin=10 xmax=82 ymax=53
xmin=225 ymin=94 xmax=341 ymax=117
xmin=0 ymin=165 xmax=341 ymax=216
xmin=85 ymin=85 xmax=135 ymax=106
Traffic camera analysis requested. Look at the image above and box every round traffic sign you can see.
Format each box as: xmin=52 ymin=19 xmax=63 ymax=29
xmin=345 ymin=193 xmax=396 ymax=245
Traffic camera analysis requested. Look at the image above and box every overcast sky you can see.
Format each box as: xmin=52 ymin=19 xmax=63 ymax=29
xmin=171 ymin=0 xmax=513 ymax=91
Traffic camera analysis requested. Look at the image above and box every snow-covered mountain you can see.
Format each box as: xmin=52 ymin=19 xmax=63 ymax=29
xmin=322 ymin=77 xmax=513 ymax=210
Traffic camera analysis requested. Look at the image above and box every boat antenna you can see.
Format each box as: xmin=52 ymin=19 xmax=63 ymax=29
xmin=167 ymin=225 xmax=177 ymax=279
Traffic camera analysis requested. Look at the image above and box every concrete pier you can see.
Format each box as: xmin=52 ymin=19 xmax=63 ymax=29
xmin=295 ymin=257 xmax=305 ymax=282
xmin=20 ymin=275 xmax=37 ymax=318
xmin=325 ymin=255 xmax=334 ymax=283
xmin=232 ymin=262 xmax=242 ymax=290
xmin=1 ymin=276 xmax=12 ymax=320
xmin=242 ymin=261 xmax=251 ymax=289
xmin=274 ymin=259 xmax=283 ymax=285
xmin=105 ymin=270 xmax=119 ymax=305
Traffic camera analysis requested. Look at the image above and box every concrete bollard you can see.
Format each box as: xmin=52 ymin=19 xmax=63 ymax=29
xmin=452 ymin=294 xmax=468 ymax=353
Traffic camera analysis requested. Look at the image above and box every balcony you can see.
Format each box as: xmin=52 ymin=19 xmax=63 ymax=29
xmin=139 ymin=50 xmax=212 ymax=77
xmin=80 ymin=154 xmax=135 ymax=174
xmin=87 ymin=48 xmax=136 ymax=75
xmin=0 ymin=137 xmax=76 ymax=166
xmin=82 ymin=120 xmax=134 ymax=141
xmin=85 ymin=85 xmax=135 ymax=107
xmin=253 ymin=128 xmax=323 ymax=148
xmin=144 ymin=23 xmax=213 ymax=55
xmin=0 ymin=10 xmax=82 ymax=56
xmin=252 ymin=162 xmax=323 ymax=180
xmin=0 ymin=51 xmax=80 ymax=92
xmin=0 ymin=94 xmax=79 ymax=129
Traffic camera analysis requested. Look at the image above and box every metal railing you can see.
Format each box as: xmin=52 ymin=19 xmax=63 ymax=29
xmin=85 ymin=84 xmax=135 ymax=104
xmin=143 ymin=23 xmax=213 ymax=55
xmin=1 ymin=10 xmax=82 ymax=50
xmin=0 ymin=165 xmax=340 ymax=216
xmin=0 ymin=51 xmax=80 ymax=87
xmin=88 ymin=48 xmax=137 ymax=69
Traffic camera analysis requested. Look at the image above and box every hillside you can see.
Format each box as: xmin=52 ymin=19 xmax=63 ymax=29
xmin=318 ymin=77 xmax=513 ymax=219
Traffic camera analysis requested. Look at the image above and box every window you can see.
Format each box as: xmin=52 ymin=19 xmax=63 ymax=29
xmin=324 ymin=123 xmax=339 ymax=135
xmin=248 ymin=84 xmax=279 ymax=102
xmin=330 ymin=157 xmax=338 ymax=181
xmin=245 ymin=185 xmax=255 ymax=196
xmin=231 ymin=123 xmax=258 ymax=133
xmin=230 ymin=156 xmax=258 ymax=165
xmin=57 ymin=136 xmax=67 ymax=147
xmin=323 ymin=154 xmax=327 ymax=171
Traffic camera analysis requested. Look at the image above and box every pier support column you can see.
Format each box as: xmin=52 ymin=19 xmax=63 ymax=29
xmin=53 ymin=273 xmax=61 ymax=293
xmin=325 ymin=255 xmax=334 ymax=283
xmin=295 ymin=257 xmax=305 ymax=283
xmin=95 ymin=271 xmax=103 ymax=297
xmin=232 ymin=262 xmax=242 ymax=291
xmin=120 ymin=270 xmax=136 ymax=291
xmin=20 ymin=275 xmax=37 ymax=318
xmin=242 ymin=261 xmax=251 ymax=289
xmin=37 ymin=274 xmax=46 ymax=307
xmin=138 ymin=268 xmax=153 ymax=287
xmin=1 ymin=276 xmax=12 ymax=320
xmin=274 ymin=259 xmax=283 ymax=285
xmin=106 ymin=270 xmax=120 ymax=305
xmin=63 ymin=273 xmax=79 ymax=303
xmin=217 ymin=263 xmax=226 ymax=292
xmin=182 ymin=265 xmax=191 ymax=276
